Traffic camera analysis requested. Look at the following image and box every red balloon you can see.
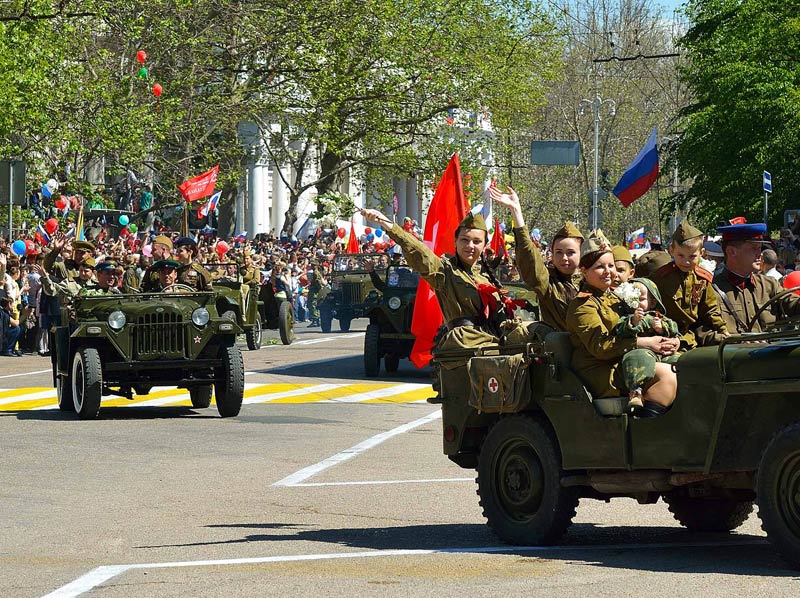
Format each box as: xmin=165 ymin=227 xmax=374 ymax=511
xmin=136 ymin=50 xmax=147 ymax=63
xmin=783 ymin=270 xmax=800 ymax=295
xmin=54 ymin=197 xmax=67 ymax=210
xmin=45 ymin=218 xmax=59 ymax=234
xmin=364 ymin=227 xmax=372 ymax=235
xmin=24 ymin=239 xmax=35 ymax=254
xmin=119 ymin=227 xmax=130 ymax=237
xmin=152 ymin=83 xmax=163 ymax=97
xmin=216 ymin=241 xmax=230 ymax=255
xmin=337 ymin=227 xmax=346 ymax=239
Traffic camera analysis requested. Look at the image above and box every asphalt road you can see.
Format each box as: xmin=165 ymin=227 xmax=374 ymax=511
xmin=1 ymin=321 xmax=797 ymax=597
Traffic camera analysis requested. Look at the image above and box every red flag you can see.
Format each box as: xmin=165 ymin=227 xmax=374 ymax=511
xmin=346 ymin=220 xmax=360 ymax=254
xmin=409 ymin=153 xmax=468 ymax=368
xmin=178 ymin=165 xmax=219 ymax=202
xmin=490 ymin=218 xmax=506 ymax=258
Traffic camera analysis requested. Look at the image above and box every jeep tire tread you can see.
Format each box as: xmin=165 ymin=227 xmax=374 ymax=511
xmin=757 ymin=422 xmax=800 ymax=566
xmin=663 ymin=495 xmax=753 ymax=532
xmin=72 ymin=348 xmax=103 ymax=420
xmin=246 ymin=313 xmax=263 ymax=350
xmin=215 ymin=345 xmax=244 ymax=418
xmin=477 ymin=415 xmax=578 ymax=545
xmin=190 ymin=385 xmax=213 ymax=409
xmin=364 ymin=324 xmax=381 ymax=377
xmin=57 ymin=374 xmax=75 ymax=412
xmin=278 ymin=301 xmax=294 ymax=345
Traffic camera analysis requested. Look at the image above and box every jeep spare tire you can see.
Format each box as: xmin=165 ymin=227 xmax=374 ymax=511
xmin=72 ymin=348 xmax=103 ymax=419
xmin=215 ymin=345 xmax=244 ymax=418
xmin=190 ymin=385 xmax=213 ymax=409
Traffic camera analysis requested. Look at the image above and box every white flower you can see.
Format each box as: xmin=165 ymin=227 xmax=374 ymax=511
xmin=613 ymin=281 xmax=641 ymax=310
xmin=698 ymin=258 xmax=716 ymax=274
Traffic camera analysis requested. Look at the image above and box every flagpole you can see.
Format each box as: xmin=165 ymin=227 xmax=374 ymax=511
xmin=182 ymin=201 xmax=188 ymax=236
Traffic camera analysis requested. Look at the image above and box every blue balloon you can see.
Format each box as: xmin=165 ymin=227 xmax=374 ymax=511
xmin=11 ymin=240 xmax=26 ymax=257
xmin=499 ymin=223 xmax=506 ymax=232
xmin=374 ymin=228 xmax=383 ymax=237
xmin=367 ymin=233 xmax=374 ymax=242
xmin=119 ymin=214 xmax=129 ymax=226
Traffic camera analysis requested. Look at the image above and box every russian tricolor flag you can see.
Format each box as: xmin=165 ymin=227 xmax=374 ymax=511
xmin=37 ymin=222 xmax=51 ymax=244
xmin=613 ymin=128 xmax=659 ymax=207
xmin=197 ymin=190 xmax=221 ymax=219
xmin=626 ymin=227 xmax=645 ymax=249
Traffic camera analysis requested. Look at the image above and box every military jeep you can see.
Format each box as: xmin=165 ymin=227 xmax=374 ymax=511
xmin=52 ymin=289 xmax=245 ymax=419
xmin=364 ymin=264 xmax=420 ymax=376
xmin=206 ymin=263 xmax=294 ymax=347
xmin=432 ymin=309 xmax=800 ymax=566
xmin=319 ymin=254 xmax=382 ymax=333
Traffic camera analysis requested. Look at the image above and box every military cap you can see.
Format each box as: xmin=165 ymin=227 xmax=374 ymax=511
xmin=152 ymin=259 xmax=180 ymax=271
xmin=580 ymin=229 xmax=611 ymax=257
xmin=553 ymin=221 xmax=584 ymax=242
xmin=457 ymin=212 xmax=488 ymax=232
xmin=152 ymin=234 xmax=173 ymax=250
xmin=635 ymin=250 xmax=672 ymax=278
xmin=174 ymin=236 xmax=198 ymax=255
xmin=703 ymin=241 xmax=724 ymax=258
xmin=96 ymin=258 xmax=123 ymax=273
xmin=73 ymin=240 xmax=96 ymax=253
xmin=717 ymin=221 xmax=769 ymax=243
xmin=671 ymin=221 xmax=704 ymax=244
xmin=78 ymin=255 xmax=96 ymax=269
xmin=611 ymin=245 xmax=634 ymax=266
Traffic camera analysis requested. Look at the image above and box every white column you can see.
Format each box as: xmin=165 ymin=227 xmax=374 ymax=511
xmin=246 ymin=156 xmax=260 ymax=238
xmin=272 ymin=162 xmax=290 ymax=236
xmin=405 ymin=176 xmax=419 ymax=222
xmin=394 ymin=177 xmax=407 ymax=222
xmin=235 ymin=172 xmax=246 ymax=235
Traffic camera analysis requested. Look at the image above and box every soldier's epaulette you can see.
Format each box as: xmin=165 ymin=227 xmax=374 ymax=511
xmin=577 ymin=291 xmax=592 ymax=298
xmin=651 ymin=262 xmax=675 ymax=279
xmin=694 ymin=264 xmax=713 ymax=283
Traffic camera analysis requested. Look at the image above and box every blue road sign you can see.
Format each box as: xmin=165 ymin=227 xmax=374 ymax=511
xmin=763 ymin=171 xmax=772 ymax=193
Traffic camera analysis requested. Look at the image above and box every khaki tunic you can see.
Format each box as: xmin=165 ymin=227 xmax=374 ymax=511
xmin=43 ymin=250 xmax=78 ymax=283
xmin=177 ymin=262 xmax=213 ymax=291
xmin=513 ymin=226 xmax=581 ymax=331
xmin=565 ymin=287 xmax=638 ymax=397
xmin=122 ymin=266 xmax=140 ymax=293
xmin=712 ymin=268 xmax=800 ymax=333
xmin=649 ymin=262 xmax=727 ymax=348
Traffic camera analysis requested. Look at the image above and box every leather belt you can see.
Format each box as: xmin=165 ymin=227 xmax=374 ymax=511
xmin=446 ymin=317 xmax=479 ymax=331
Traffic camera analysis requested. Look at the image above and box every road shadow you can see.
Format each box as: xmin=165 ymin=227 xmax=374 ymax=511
xmin=136 ymin=521 xmax=798 ymax=576
xmin=252 ymin=354 xmax=433 ymax=383
xmin=3 ymin=405 xmax=219 ymax=421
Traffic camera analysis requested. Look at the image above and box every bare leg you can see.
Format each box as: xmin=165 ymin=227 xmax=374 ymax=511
xmin=642 ymin=362 xmax=677 ymax=408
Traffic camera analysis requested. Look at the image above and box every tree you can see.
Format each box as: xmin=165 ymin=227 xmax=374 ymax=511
xmin=676 ymin=0 xmax=800 ymax=230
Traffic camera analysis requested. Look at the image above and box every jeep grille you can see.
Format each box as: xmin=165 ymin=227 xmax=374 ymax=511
xmin=341 ymin=281 xmax=363 ymax=305
xmin=134 ymin=312 xmax=186 ymax=359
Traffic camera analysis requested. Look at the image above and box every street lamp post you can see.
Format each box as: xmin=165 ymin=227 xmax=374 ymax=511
xmin=579 ymin=94 xmax=616 ymax=231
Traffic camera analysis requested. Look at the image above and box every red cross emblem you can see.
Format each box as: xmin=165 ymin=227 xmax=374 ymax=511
xmin=488 ymin=377 xmax=499 ymax=393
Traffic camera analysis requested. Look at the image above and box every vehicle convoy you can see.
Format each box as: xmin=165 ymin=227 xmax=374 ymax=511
xmin=52 ymin=288 xmax=245 ymax=419
xmin=363 ymin=263 xmax=420 ymax=376
xmin=431 ymin=292 xmax=800 ymax=566
xmin=206 ymin=262 xmax=294 ymax=347
xmin=319 ymin=254 xmax=380 ymax=333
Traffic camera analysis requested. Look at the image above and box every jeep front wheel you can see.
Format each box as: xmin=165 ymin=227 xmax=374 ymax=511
xmin=215 ymin=345 xmax=244 ymax=417
xmin=278 ymin=301 xmax=294 ymax=345
xmin=664 ymin=495 xmax=753 ymax=532
xmin=190 ymin=385 xmax=213 ymax=409
xmin=364 ymin=324 xmax=381 ymax=377
xmin=477 ymin=415 xmax=578 ymax=545
xmin=246 ymin=313 xmax=263 ymax=350
xmin=320 ymin=305 xmax=333 ymax=333
xmin=72 ymin=348 xmax=102 ymax=419
xmin=757 ymin=422 xmax=800 ymax=566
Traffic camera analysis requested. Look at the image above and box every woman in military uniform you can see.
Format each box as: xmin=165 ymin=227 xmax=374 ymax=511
xmin=565 ymin=230 xmax=679 ymax=417
xmin=174 ymin=237 xmax=213 ymax=291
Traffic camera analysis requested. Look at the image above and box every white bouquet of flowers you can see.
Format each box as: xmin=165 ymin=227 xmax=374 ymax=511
xmin=698 ymin=258 xmax=716 ymax=274
xmin=311 ymin=192 xmax=357 ymax=228
xmin=613 ymin=281 xmax=641 ymax=310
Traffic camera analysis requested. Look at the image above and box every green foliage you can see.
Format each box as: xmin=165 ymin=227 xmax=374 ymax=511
xmin=676 ymin=0 xmax=800 ymax=229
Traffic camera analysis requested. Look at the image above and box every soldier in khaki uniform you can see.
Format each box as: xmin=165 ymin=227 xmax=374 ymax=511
xmin=174 ymin=237 xmax=213 ymax=291
xmin=635 ymin=249 xmax=671 ymax=279
xmin=43 ymin=233 xmax=95 ymax=283
xmin=36 ymin=255 xmax=98 ymax=298
xmin=712 ymin=221 xmax=800 ymax=333
xmin=649 ymin=222 xmax=728 ymax=349
xmin=565 ymin=230 xmax=679 ymax=417
xmin=238 ymin=250 xmax=259 ymax=284
xmin=141 ymin=235 xmax=174 ymax=291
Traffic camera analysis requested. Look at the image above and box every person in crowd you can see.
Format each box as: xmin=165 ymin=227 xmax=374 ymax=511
xmin=35 ymin=256 xmax=98 ymax=298
xmin=566 ymin=230 xmax=679 ymax=417
xmin=138 ymin=185 xmax=155 ymax=233
xmin=122 ymin=254 xmax=141 ymax=292
xmin=43 ymin=233 xmax=95 ymax=283
xmin=174 ymin=237 xmax=213 ymax=291
xmin=635 ymin=249 xmax=672 ymax=279
xmin=702 ymin=241 xmax=725 ymax=275
xmin=760 ymin=248 xmax=782 ymax=280
xmin=150 ymin=259 xmax=182 ymax=292
xmin=649 ymin=222 xmax=728 ymax=349
xmin=713 ymin=221 xmax=800 ymax=333
xmin=0 ymin=296 xmax=22 ymax=356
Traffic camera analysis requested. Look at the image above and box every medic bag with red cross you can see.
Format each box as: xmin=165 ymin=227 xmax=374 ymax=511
xmin=466 ymin=353 xmax=531 ymax=413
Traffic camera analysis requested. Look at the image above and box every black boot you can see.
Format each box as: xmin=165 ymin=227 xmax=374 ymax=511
xmin=633 ymin=401 xmax=667 ymax=419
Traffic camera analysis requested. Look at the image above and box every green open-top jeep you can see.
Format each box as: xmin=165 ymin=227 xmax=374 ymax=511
xmin=319 ymin=254 xmax=382 ymax=333
xmin=206 ymin=262 xmax=294 ymax=347
xmin=432 ymin=298 xmax=800 ymax=566
xmin=52 ymin=289 xmax=245 ymax=419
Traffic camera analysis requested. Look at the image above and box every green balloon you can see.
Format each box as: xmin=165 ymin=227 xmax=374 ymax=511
xmin=137 ymin=67 xmax=148 ymax=79
xmin=128 ymin=223 xmax=138 ymax=233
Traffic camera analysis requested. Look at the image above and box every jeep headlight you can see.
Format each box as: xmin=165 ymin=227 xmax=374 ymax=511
xmin=192 ymin=307 xmax=210 ymax=326
xmin=107 ymin=310 xmax=126 ymax=330
xmin=388 ymin=296 xmax=402 ymax=311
